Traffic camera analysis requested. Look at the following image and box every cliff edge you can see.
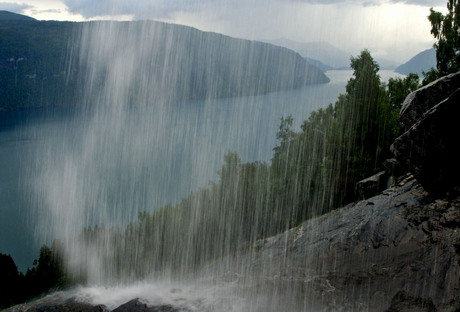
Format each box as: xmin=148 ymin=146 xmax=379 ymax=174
xmin=211 ymin=71 xmax=460 ymax=311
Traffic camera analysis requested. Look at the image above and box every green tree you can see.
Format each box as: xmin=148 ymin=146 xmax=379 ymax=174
xmin=0 ymin=245 xmax=68 ymax=309
xmin=334 ymin=50 xmax=396 ymax=202
xmin=0 ymin=253 xmax=22 ymax=308
xmin=25 ymin=243 xmax=67 ymax=297
xmin=425 ymin=0 xmax=460 ymax=83
xmin=388 ymin=73 xmax=420 ymax=110
xmin=218 ymin=150 xmax=242 ymax=186
xmin=267 ymin=50 xmax=399 ymax=226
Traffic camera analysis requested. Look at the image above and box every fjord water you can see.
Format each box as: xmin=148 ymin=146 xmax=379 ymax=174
xmin=0 ymin=37 xmax=355 ymax=275
xmin=0 ymin=19 xmax=403 ymax=308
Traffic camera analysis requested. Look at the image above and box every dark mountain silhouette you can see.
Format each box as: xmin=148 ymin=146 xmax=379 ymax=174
xmin=0 ymin=10 xmax=36 ymax=21
xmin=0 ymin=12 xmax=329 ymax=111
xmin=395 ymin=48 xmax=436 ymax=76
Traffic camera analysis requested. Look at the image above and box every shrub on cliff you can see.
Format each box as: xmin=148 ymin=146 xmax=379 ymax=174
xmin=424 ymin=0 xmax=460 ymax=84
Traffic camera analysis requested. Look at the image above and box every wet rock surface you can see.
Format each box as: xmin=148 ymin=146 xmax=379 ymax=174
xmin=3 ymin=295 xmax=188 ymax=312
xmin=3 ymin=295 xmax=109 ymax=312
xmin=392 ymin=71 xmax=460 ymax=195
xmin=356 ymin=170 xmax=389 ymax=199
xmin=398 ymin=71 xmax=460 ymax=133
xmin=385 ymin=291 xmax=437 ymax=312
xmin=112 ymin=299 xmax=180 ymax=312
xmin=392 ymin=87 xmax=460 ymax=195
xmin=207 ymin=177 xmax=460 ymax=311
xmin=8 ymin=178 xmax=460 ymax=312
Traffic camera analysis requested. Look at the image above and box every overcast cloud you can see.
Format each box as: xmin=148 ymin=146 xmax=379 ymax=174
xmin=0 ymin=2 xmax=32 ymax=12
xmin=57 ymin=0 xmax=448 ymax=20
xmin=288 ymin=0 xmax=446 ymax=5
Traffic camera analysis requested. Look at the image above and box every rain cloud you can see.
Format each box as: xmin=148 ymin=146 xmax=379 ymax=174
xmin=287 ymin=0 xmax=446 ymax=5
xmin=0 ymin=2 xmax=32 ymax=13
xmin=61 ymin=0 xmax=205 ymax=19
xmin=59 ymin=0 xmax=447 ymax=20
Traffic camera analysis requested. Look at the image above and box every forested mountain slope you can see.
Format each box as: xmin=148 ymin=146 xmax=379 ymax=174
xmin=0 ymin=13 xmax=328 ymax=111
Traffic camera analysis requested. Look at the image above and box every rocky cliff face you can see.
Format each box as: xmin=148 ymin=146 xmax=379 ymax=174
xmin=206 ymin=72 xmax=460 ymax=311
xmin=8 ymin=177 xmax=459 ymax=312
xmin=221 ymin=71 xmax=460 ymax=311
xmin=211 ymin=176 xmax=460 ymax=311
xmin=392 ymin=72 xmax=460 ymax=196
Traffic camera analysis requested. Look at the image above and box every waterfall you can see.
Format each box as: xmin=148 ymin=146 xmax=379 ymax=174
xmin=31 ymin=19 xmax=329 ymax=285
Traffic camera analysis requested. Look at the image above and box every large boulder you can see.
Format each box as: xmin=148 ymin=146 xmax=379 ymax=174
xmin=391 ymin=72 xmax=460 ymax=195
xmin=398 ymin=71 xmax=460 ymax=133
xmin=356 ymin=171 xmax=389 ymax=199
xmin=112 ymin=299 xmax=179 ymax=312
xmin=5 ymin=297 xmax=109 ymax=312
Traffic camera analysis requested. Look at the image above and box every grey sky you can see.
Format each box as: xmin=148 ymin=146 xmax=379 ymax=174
xmin=58 ymin=0 xmax=448 ymax=19
xmin=0 ymin=0 xmax=448 ymax=63
xmin=0 ymin=2 xmax=32 ymax=12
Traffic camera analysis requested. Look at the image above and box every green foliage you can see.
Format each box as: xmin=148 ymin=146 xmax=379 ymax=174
xmin=25 ymin=243 xmax=67 ymax=293
xmin=424 ymin=0 xmax=460 ymax=84
xmin=387 ymin=73 xmax=420 ymax=110
xmin=0 ymin=253 xmax=22 ymax=309
xmin=266 ymin=50 xmax=399 ymax=224
xmin=67 ymin=151 xmax=273 ymax=281
xmin=0 ymin=243 xmax=67 ymax=309
xmin=335 ymin=51 xmax=391 ymax=196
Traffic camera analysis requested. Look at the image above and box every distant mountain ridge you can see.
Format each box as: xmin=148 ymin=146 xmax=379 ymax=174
xmin=263 ymin=38 xmax=400 ymax=70
xmin=0 ymin=10 xmax=35 ymax=21
xmin=264 ymin=39 xmax=352 ymax=69
xmin=395 ymin=48 xmax=436 ymax=76
xmin=0 ymin=12 xmax=329 ymax=111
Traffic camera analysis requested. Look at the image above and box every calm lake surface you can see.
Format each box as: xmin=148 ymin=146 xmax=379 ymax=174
xmin=0 ymin=70 xmax=403 ymax=271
